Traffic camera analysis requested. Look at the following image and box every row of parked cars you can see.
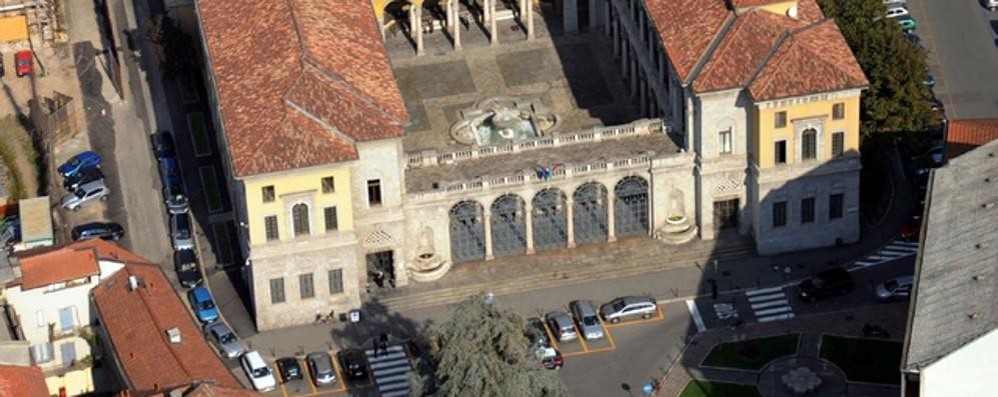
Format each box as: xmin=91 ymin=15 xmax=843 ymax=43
xmin=796 ymin=267 xmax=913 ymax=303
xmin=53 ymin=151 xmax=130 ymax=243
xmin=240 ymin=348 xmax=372 ymax=392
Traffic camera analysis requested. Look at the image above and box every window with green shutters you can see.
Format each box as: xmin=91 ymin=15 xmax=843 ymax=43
xmin=299 ymin=273 xmax=314 ymax=299
xmin=329 ymin=269 xmax=343 ymax=295
xmin=270 ymin=278 xmax=285 ymax=303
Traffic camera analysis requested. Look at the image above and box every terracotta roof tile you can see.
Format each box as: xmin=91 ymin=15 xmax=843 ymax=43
xmin=15 ymin=240 xmax=152 ymax=290
xmin=197 ymin=0 xmax=406 ymax=177
xmin=646 ymin=0 xmax=731 ymax=83
xmin=945 ymin=119 xmax=998 ymax=160
xmin=731 ymin=0 xmax=792 ymax=7
xmin=161 ymin=383 xmax=262 ymax=397
xmin=92 ymin=263 xmax=241 ymax=393
xmin=748 ymin=19 xmax=868 ymax=101
xmin=0 ymin=365 xmax=48 ymax=397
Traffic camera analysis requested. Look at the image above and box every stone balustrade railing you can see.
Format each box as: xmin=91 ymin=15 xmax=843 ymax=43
xmin=405 ymin=118 xmax=665 ymax=169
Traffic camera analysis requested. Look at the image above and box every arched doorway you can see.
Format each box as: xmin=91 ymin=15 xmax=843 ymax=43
xmin=490 ymin=194 xmax=527 ymax=257
xmin=449 ymin=200 xmax=486 ymax=263
xmin=573 ymin=182 xmax=608 ymax=244
xmin=532 ymin=188 xmax=568 ymax=252
xmin=614 ymin=176 xmax=649 ymax=237
xmin=292 ymin=203 xmax=310 ymax=237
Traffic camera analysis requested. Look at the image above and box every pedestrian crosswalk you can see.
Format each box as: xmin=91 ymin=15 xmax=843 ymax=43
xmin=745 ymin=286 xmax=794 ymax=323
xmin=365 ymin=344 xmax=412 ymax=397
xmin=845 ymin=240 xmax=919 ymax=271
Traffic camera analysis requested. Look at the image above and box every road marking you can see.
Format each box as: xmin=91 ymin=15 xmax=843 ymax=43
xmin=747 ymin=292 xmax=785 ymax=303
xmin=275 ymin=363 xmax=290 ymax=397
xmin=599 ymin=318 xmax=616 ymax=350
xmin=542 ymin=320 xmax=560 ymax=351
xmin=755 ymin=306 xmax=793 ymax=316
xmin=745 ymin=286 xmax=794 ymax=323
xmin=685 ymin=299 xmax=706 ymax=332
xmin=328 ymin=354 xmax=347 ymax=394
xmin=758 ymin=313 xmax=794 ymax=323
xmin=750 ymin=299 xmax=790 ymax=310
xmin=305 ymin=360 xmax=318 ymax=395
xmin=572 ymin=323 xmax=590 ymax=352
xmin=745 ymin=286 xmax=784 ymax=296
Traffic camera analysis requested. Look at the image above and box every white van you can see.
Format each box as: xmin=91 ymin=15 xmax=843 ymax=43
xmin=240 ymin=351 xmax=276 ymax=391
xmin=987 ymin=0 xmax=998 ymax=11
xmin=885 ymin=5 xmax=910 ymax=19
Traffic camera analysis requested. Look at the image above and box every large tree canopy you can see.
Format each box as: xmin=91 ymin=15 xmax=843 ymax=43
xmin=409 ymin=296 xmax=568 ymax=397
xmin=819 ymin=0 xmax=938 ymax=135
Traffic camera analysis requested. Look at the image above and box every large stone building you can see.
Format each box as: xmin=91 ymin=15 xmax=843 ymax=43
xmin=195 ymin=0 xmax=867 ymax=330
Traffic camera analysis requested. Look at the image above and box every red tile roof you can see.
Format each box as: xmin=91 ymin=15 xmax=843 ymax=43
xmin=92 ymin=263 xmax=241 ymax=393
xmin=748 ymin=20 xmax=868 ymax=101
xmin=646 ymin=0 xmax=731 ymax=83
xmin=0 ymin=365 xmax=48 ymax=397
xmin=945 ymin=119 xmax=998 ymax=160
xmin=694 ymin=11 xmax=798 ymax=93
xmin=14 ymin=239 xmax=153 ymax=290
xmin=731 ymin=0 xmax=794 ymax=7
xmin=197 ymin=0 xmax=406 ymax=177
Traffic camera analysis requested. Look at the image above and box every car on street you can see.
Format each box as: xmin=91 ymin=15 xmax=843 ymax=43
xmin=544 ymin=311 xmax=577 ymax=342
xmin=187 ymin=287 xmax=219 ymax=323
xmin=928 ymin=97 xmax=944 ymax=114
xmin=205 ymin=322 xmax=246 ymax=358
xmin=14 ymin=50 xmax=32 ymax=77
xmin=174 ymin=249 xmax=202 ymax=288
xmin=241 ymin=351 xmax=277 ymax=392
xmin=986 ymin=0 xmax=998 ymax=11
xmin=526 ymin=317 xmax=563 ymax=370
xmin=923 ymin=74 xmax=935 ymax=88
xmin=883 ymin=0 xmax=906 ymax=5
xmin=875 ymin=275 xmax=914 ymax=302
xmin=900 ymin=217 xmax=922 ymax=241
xmin=896 ymin=15 xmax=915 ymax=33
xmin=336 ymin=349 xmax=370 ymax=384
xmin=0 ymin=217 xmax=19 ymax=249
xmin=60 ymin=179 xmax=109 ymax=211
xmin=63 ymin=168 xmax=103 ymax=192
xmin=71 ymin=222 xmax=124 ymax=241
xmin=58 ymin=151 xmax=101 ymax=178
xmin=798 ymin=267 xmax=855 ymax=302
xmin=885 ymin=5 xmax=909 ymax=19
xmin=306 ymin=351 xmax=337 ymax=386
xmin=158 ymin=156 xmax=183 ymax=187
xmin=569 ymin=300 xmax=605 ymax=340
xmin=276 ymin=357 xmax=303 ymax=382
xmin=170 ymin=213 xmax=194 ymax=250
xmin=163 ymin=183 xmax=190 ymax=214
xmin=150 ymin=130 xmax=176 ymax=159
xmin=599 ymin=296 xmax=657 ymax=324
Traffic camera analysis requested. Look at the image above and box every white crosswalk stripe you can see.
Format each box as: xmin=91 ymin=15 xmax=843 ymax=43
xmin=745 ymin=286 xmax=794 ymax=323
xmin=365 ymin=345 xmax=412 ymax=396
xmin=846 ymin=240 xmax=919 ymax=271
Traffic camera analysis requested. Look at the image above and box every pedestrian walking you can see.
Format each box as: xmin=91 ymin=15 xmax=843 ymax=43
xmin=372 ymin=336 xmax=380 ymax=357
xmin=379 ymin=331 xmax=389 ymax=353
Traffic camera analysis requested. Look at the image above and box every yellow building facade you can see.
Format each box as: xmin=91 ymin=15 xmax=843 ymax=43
xmin=242 ymin=165 xmax=354 ymax=245
xmin=754 ymin=94 xmax=861 ymax=168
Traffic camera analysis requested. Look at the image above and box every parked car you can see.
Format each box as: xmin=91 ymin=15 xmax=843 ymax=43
xmin=885 ymin=5 xmax=909 ymax=19
xmin=883 ymin=0 xmax=906 ymax=5
xmin=336 ymin=349 xmax=370 ymax=384
xmin=170 ymin=213 xmax=194 ymax=250
xmin=896 ymin=16 xmax=916 ymax=33
xmin=276 ymin=357 xmax=303 ymax=382
xmin=187 ymin=286 xmax=219 ymax=323
xmin=174 ymin=249 xmax=201 ymax=288
xmin=986 ymin=0 xmax=998 ymax=11
xmin=923 ymin=74 xmax=935 ymax=88
xmin=875 ymin=275 xmax=914 ymax=302
xmin=928 ymin=146 xmax=945 ymax=168
xmin=150 ymin=130 xmax=176 ymax=159
xmin=63 ymin=168 xmax=103 ymax=192
xmin=569 ymin=300 xmax=604 ymax=340
xmin=928 ymin=97 xmax=944 ymax=114
xmin=158 ymin=156 xmax=183 ymax=187
xmin=0 ymin=217 xmax=19 ymax=249
xmin=900 ymin=217 xmax=922 ymax=241
xmin=526 ymin=317 xmax=563 ymax=370
xmin=599 ymin=296 xmax=657 ymax=324
xmin=306 ymin=351 xmax=337 ymax=386
xmin=544 ymin=311 xmax=577 ymax=342
xmin=241 ymin=351 xmax=277 ymax=392
xmin=71 ymin=222 xmax=124 ymax=241
xmin=163 ymin=183 xmax=190 ymax=214
xmin=798 ymin=268 xmax=855 ymax=302
xmin=205 ymin=322 xmax=246 ymax=358
xmin=14 ymin=50 xmax=32 ymax=77
xmin=60 ymin=179 xmax=109 ymax=211
xmin=58 ymin=151 xmax=101 ymax=178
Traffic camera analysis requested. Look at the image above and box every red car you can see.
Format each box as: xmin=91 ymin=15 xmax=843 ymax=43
xmin=15 ymin=50 xmax=32 ymax=77
xmin=900 ymin=219 xmax=921 ymax=241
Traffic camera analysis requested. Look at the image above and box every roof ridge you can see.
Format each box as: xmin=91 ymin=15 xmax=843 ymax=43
xmin=685 ymin=11 xmax=737 ymax=85
xmin=302 ymin=62 xmax=405 ymax=127
xmin=745 ymin=29 xmax=793 ymax=95
xmin=284 ymin=99 xmax=356 ymax=145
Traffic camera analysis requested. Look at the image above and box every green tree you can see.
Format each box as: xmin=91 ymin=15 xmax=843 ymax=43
xmin=409 ymin=296 xmax=568 ymax=397
xmin=819 ymin=0 xmax=938 ymax=135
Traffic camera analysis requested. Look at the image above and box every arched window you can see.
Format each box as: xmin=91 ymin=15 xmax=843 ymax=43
xmin=802 ymin=128 xmax=817 ymax=160
xmin=292 ymin=203 xmax=310 ymax=237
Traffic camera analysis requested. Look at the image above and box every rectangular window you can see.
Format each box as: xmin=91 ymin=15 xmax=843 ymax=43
xmin=36 ymin=310 xmax=45 ymax=328
xmin=264 ymin=215 xmax=279 ymax=241
xmin=801 ymin=197 xmax=816 ymax=224
xmin=832 ymin=132 xmax=845 ymax=157
xmin=58 ymin=307 xmax=75 ymax=333
xmin=802 ymin=131 xmax=817 ymax=160
xmin=31 ymin=342 xmax=53 ymax=364
xmin=321 ymin=176 xmax=335 ymax=194
xmin=775 ymin=111 xmax=787 ymax=128
xmin=269 ymin=278 xmax=285 ymax=304
xmin=773 ymin=201 xmax=787 ymax=227
xmin=329 ymin=269 xmax=344 ymax=295
xmin=299 ymin=273 xmax=314 ymax=299
xmin=719 ymin=129 xmax=732 ymax=154
xmin=367 ymin=179 xmax=382 ymax=206
xmin=774 ymin=141 xmax=787 ymax=164
xmin=324 ymin=207 xmax=338 ymax=231
xmin=829 ymin=193 xmax=844 ymax=220
xmin=832 ymin=103 xmax=845 ymax=120
xmin=262 ymin=185 xmax=275 ymax=203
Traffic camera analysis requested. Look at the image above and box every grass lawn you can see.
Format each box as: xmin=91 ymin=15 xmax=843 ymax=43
xmin=819 ymin=335 xmax=902 ymax=385
xmin=211 ymin=222 xmax=233 ymax=265
xmin=186 ymin=112 xmax=212 ymax=157
xmin=701 ymin=334 xmax=799 ymax=370
xmin=679 ymin=380 xmax=761 ymax=397
xmin=198 ymin=166 xmax=224 ymax=213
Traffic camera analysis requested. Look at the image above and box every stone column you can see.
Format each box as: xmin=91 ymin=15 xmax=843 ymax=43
xmin=408 ymin=5 xmax=417 ymax=50
xmin=604 ymin=1 xmax=611 ymax=36
xmin=490 ymin=0 xmax=498 ymax=45
xmin=525 ymin=203 xmax=535 ymax=254
xmin=566 ymin=199 xmax=576 ymax=248
xmin=452 ymin=0 xmax=462 ymax=50
xmin=484 ymin=211 xmax=494 ymax=260
xmin=415 ymin=4 xmax=425 ymax=56
xmin=564 ymin=0 xmax=578 ymax=33
xmin=483 ymin=0 xmax=490 ymax=23
xmin=607 ymin=193 xmax=617 ymax=242
xmin=527 ymin=0 xmax=535 ymax=39
xmin=589 ymin=0 xmax=598 ymax=30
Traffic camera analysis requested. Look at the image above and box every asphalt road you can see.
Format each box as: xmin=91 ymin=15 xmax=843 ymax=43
xmin=907 ymin=0 xmax=998 ymax=118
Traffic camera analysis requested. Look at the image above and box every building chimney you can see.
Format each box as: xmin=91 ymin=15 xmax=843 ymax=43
xmin=166 ymin=327 xmax=181 ymax=344
xmin=128 ymin=275 xmax=138 ymax=291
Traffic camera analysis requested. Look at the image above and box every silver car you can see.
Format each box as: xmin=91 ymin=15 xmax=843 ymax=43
xmin=600 ymin=296 xmax=657 ymax=324
xmin=60 ymin=179 xmax=108 ymax=211
xmin=306 ymin=351 xmax=336 ymax=386
xmin=170 ymin=213 xmax=194 ymax=250
xmin=544 ymin=311 xmax=577 ymax=342
xmin=569 ymin=300 xmax=604 ymax=340
xmin=205 ymin=322 xmax=245 ymax=358
xmin=875 ymin=275 xmax=914 ymax=302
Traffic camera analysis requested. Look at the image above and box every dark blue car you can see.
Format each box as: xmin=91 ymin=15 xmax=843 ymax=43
xmin=158 ymin=156 xmax=183 ymax=187
xmin=188 ymin=287 xmax=219 ymax=323
xmin=58 ymin=151 xmax=101 ymax=178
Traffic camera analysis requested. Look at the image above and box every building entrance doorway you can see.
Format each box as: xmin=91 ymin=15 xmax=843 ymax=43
xmin=366 ymin=250 xmax=395 ymax=288
xmin=713 ymin=199 xmax=739 ymax=230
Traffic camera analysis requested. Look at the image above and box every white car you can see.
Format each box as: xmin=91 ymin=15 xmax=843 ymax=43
xmin=885 ymin=5 xmax=909 ymax=19
xmin=883 ymin=0 xmax=906 ymax=5
xmin=240 ymin=351 xmax=276 ymax=391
